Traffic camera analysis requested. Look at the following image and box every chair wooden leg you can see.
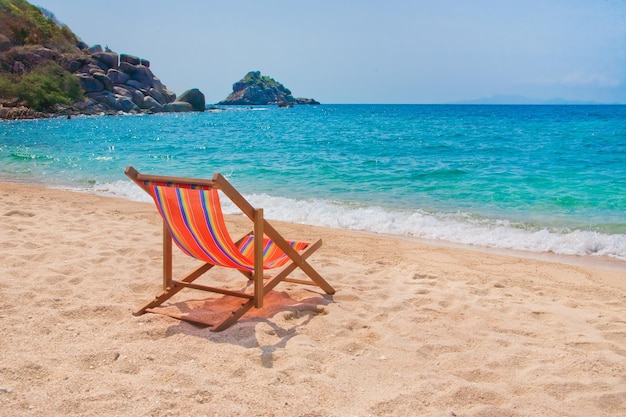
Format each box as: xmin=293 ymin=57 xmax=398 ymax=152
xmin=210 ymin=299 xmax=255 ymax=332
xmin=134 ymin=262 xmax=214 ymax=316
xmin=279 ymin=239 xmax=335 ymax=294
xmin=262 ymin=239 xmax=334 ymax=295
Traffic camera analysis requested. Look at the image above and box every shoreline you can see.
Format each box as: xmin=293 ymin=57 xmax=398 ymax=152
xmin=4 ymin=179 xmax=626 ymax=271
xmin=393 ymin=232 xmax=626 ymax=272
xmin=1 ymin=181 xmax=625 ymax=415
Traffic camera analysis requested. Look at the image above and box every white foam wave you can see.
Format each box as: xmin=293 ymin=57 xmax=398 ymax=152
xmin=92 ymin=181 xmax=626 ymax=261
xmin=93 ymin=180 xmax=152 ymax=203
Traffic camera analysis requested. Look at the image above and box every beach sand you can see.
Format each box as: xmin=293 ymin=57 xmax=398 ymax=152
xmin=1 ymin=182 xmax=625 ymax=417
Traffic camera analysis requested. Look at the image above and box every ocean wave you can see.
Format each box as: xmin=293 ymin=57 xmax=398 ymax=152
xmin=93 ymin=180 xmax=626 ymax=261
xmin=10 ymin=151 xmax=57 ymax=161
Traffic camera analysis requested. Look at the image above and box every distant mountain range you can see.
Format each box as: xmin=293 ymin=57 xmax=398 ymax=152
xmin=451 ymin=95 xmax=621 ymax=105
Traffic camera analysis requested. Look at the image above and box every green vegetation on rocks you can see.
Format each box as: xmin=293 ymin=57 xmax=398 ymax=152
xmin=1 ymin=0 xmax=203 ymax=118
xmin=0 ymin=0 xmax=79 ymax=50
xmin=0 ymin=61 xmax=82 ymax=110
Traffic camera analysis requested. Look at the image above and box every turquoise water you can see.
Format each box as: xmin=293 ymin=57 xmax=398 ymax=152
xmin=1 ymin=104 xmax=625 ymax=259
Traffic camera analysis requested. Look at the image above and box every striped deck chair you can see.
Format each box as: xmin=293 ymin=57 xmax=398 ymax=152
xmin=125 ymin=166 xmax=335 ymax=331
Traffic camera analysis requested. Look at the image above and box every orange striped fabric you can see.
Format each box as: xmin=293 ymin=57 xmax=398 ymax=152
xmin=147 ymin=183 xmax=307 ymax=271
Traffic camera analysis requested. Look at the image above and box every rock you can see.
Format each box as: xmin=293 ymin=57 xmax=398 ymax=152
xmin=163 ymin=101 xmax=194 ymax=112
xmin=218 ymin=71 xmax=319 ymax=105
xmin=90 ymin=57 xmax=110 ymax=72
xmin=113 ymin=85 xmax=143 ymax=107
xmin=92 ymin=72 xmax=113 ymax=91
xmin=0 ymin=16 xmax=202 ymax=119
xmin=11 ymin=61 xmax=25 ymax=75
xmin=0 ymin=34 xmax=12 ymax=52
xmin=65 ymin=60 xmax=83 ymax=73
xmin=83 ymin=64 xmax=103 ymax=75
xmin=164 ymin=89 xmax=177 ymax=103
xmin=88 ymin=91 xmax=117 ymax=107
xmin=76 ymin=74 xmax=104 ymax=93
xmin=142 ymin=96 xmax=163 ymax=112
xmin=120 ymin=54 xmax=140 ymax=65
xmin=129 ymin=65 xmax=155 ymax=88
xmin=10 ymin=49 xmax=47 ymax=70
xmin=124 ymin=85 xmax=145 ymax=107
xmin=88 ymin=45 xmax=103 ymax=54
xmin=126 ymin=79 xmax=147 ymax=91
xmin=0 ymin=105 xmax=48 ymax=119
xmin=294 ymin=97 xmax=320 ymax=105
xmin=0 ymin=46 xmax=60 ymax=71
xmin=152 ymin=76 xmax=164 ymax=91
xmin=92 ymin=52 xmax=119 ymax=69
xmin=118 ymin=61 xmax=136 ymax=74
xmin=146 ymin=88 xmax=167 ymax=105
xmin=107 ymin=68 xmax=129 ymax=85
xmin=117 ymin=96 xmax=138 ymax=113
xmin=165 ymin=102 xmax=194 ymax=112
xmin=177 ymin=88 xmax=205 ymax=112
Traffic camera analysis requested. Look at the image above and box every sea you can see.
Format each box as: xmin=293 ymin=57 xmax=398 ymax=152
xmin=1 ymin=104 xmax=625 ymax=262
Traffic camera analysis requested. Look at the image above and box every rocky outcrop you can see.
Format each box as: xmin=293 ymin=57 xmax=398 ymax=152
xmin=218 ymin=71 xmax=319 ymax=106
xmin=0 ymin=0 xmax=207 ymax=118
xmin=68 ymin=46 xmax=182 ymax=114
xmin=0 ymin=104 xmax=48 ymax=119
xmin=0 ymin=42 xmax=207 ymax=116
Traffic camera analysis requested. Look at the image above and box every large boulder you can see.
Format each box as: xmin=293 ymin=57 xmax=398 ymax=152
xmin=120 ymin=54 xmax=140 ymax=65
xmin=294 ymin=97 xmax=320 ymax=105
xmin=141 ymin=96 xmax=163 ymax=112
xmin=116 ymin=96 xmax=138 ymax=113
xmin=163 ymin=101 xmax=194 ymax=112
xmin=163 ymin=89 xmax=177 ymax=103
xmin=107 ymin=68 xmax=129 ymax=85
xmin=92 ymin=51 xmax=119 ymax=69
xmin=113 ymin=85 xmax=143 ymax=107
xmin=118 ymin=61 xmax=136 ymax=74
xmin=76 ymin=73 xmax=104 ymax=93
xmin=177 ymin=88 xmax=205 ymax=112
xmin=65 ymin=59 xmax=83 ymax=73
xmin=88 ymin=44 xmax=104 ymax=54
xmin=92 ymin=72 xmax=113 ymax=91
xmin=126 ymin=79 xmax=147 ymax=91
xmin=146 ymin=87 xmax=167 ymax=104
xmin=88 ymin=91 xmax=117 ymax=107
xmin=129 ymin=65 xmax=155 ymax=88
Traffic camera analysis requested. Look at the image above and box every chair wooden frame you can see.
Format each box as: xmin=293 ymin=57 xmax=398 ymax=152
xmin=125 ymin=166 xmax=335 ymax=331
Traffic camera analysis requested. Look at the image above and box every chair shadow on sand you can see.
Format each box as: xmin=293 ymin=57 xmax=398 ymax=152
xmin=163 ymin=288 xmax=335 ymax=368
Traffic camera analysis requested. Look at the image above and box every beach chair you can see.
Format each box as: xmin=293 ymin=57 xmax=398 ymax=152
xmin=125 ymin=166 xmax=335 ymax=331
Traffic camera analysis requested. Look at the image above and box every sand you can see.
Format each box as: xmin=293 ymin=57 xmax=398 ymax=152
xmin=1 ymin=182 xmax=625 ymax=417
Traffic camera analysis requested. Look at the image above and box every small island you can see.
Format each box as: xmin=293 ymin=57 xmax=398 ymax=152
xmin=218 ymin=71 xmax=319 ymax=106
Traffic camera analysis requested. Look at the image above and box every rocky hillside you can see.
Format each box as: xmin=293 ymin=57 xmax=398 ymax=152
xmin=0 ymin=0 xmax=204 ymax=119
xmin=218 ymin=71 xmax=319 ymax=106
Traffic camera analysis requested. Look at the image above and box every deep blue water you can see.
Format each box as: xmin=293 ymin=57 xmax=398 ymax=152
xmin=1 ymin=104 xmax=625 ymax=259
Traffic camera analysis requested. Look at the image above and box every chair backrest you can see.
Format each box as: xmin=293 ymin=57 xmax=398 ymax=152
xmin=147 ymin=183 xmax=308 ymax=271
xmin=125 ymin=166 xmax=309 ymax=272
xmin=150 ymin=183 xmax=256 ymax=270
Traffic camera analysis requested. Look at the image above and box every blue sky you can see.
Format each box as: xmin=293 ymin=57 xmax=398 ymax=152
xmin=33 ymin=0 xmax=626 ymax=104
